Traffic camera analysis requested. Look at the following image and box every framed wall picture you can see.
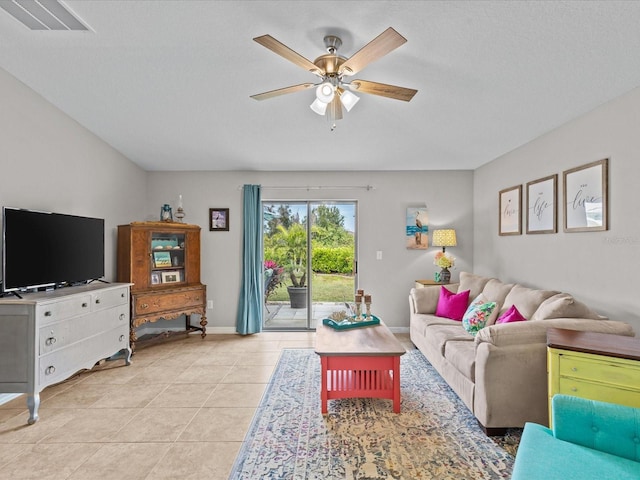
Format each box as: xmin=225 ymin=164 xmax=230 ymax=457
xmin=526 ymin=174 xmax=557 ymax=234
xmin=563 ymin=158 xmax=608 ymax=232
xmin=209 ymin=208 xmax=229 ymax=231
xmin=499 ymin=185 xmax=522 ymax=236
xmin=406 ymin=207 xmax=429 ymax=249
xmin=161 ymin=270 xmax=181 ymax=284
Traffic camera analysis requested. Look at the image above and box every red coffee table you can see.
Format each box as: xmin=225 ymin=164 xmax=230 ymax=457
xmin=315 ymin=320 xmax=405 ymax=413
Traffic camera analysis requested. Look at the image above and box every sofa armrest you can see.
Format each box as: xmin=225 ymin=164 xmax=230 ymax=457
xmin=552 ymin=394 xmax=640 ymax=462
xmin=409 ymin=283 xmax=459 ymax=314
xmin=475 ymin=317 xmax=634 ymax=347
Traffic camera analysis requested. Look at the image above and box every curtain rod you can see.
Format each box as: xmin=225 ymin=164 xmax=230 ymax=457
xmin=239 ymin=185 xmax=375 ymax=191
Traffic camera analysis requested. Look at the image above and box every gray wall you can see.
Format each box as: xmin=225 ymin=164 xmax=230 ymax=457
xmin=474 ymin=86 xmax=640 ymax=333
xmin=146 ymin=170 xmax=474 ymax=331
xmin=0 ymin=67 xmax=147 ymax=281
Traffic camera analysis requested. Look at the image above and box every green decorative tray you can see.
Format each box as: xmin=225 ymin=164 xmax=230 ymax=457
xmin=322 ymin=315 xmax=380 ymax=330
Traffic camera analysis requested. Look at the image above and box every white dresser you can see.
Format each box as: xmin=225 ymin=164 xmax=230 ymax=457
xmin=0 ymin=283 xmax=132 ymax=424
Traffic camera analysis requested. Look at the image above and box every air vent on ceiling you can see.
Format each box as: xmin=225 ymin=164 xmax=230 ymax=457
xmin=0 ymin=0 xmax=89 ymax=31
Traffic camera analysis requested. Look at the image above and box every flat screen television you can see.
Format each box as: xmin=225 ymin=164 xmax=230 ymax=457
xmin=1 ymin=207 xmax=105 ymax=294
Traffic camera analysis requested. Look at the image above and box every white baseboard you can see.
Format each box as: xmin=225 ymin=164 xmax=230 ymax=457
xmin=0 ymin=393 xmax=21 ymax=406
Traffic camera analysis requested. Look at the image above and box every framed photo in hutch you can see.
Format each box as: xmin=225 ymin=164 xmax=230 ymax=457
xmin=209 ymin=208 xmax=229 ymax=231
xmin=563 ymin=158 xmax=608 ymax=232
xmin=499 ymin=185 xmax=522 ymax=236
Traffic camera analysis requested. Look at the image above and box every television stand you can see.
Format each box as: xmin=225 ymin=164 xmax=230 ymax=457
xmin=0 ymin=290 xmax=23 ymax=299
xmin=0 ymin=283 xmax=132 ymax=424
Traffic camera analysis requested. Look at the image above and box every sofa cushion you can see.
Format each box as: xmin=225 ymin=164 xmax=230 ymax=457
xmin=410 ymin=285 xmax=458 ymax=314
xmin=496 ymin=304 xmax=527 ymax=323
xmin=531 ymin=293 xmax=607 ymax=321
xmin=424 ymin=324 xmax=474 ymax=356
xmin=436 ymin=287 xmax=470 ymax=321
xmin=458 ymin=272 xmax=492 ymax=303
xmin=501 ymin=284 xmax=558 ymax=320
xmin=462 ymin=294 xmax=497 ymax=336
xmin=480 ymin=279 xmax=515 ymax=324
xmin=444 ymin=340 xmax=477 ymax=381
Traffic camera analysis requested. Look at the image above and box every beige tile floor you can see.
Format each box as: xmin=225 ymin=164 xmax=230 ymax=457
xmin=0 ymin=331 xmax=412 ymax=480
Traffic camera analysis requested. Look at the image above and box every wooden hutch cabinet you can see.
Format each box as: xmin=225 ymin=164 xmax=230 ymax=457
xmin=117 ymin=222 xmax=206 ymax=350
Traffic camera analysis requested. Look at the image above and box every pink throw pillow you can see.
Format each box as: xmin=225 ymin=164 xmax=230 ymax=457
xmin=435 ymin=287 xmax=470 ymax=321
xmin=496 ymin=305 xmax=527 ymax=324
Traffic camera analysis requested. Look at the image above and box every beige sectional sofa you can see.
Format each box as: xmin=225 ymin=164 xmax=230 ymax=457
xmin=409 ymin=272 xmax=634 ymax=435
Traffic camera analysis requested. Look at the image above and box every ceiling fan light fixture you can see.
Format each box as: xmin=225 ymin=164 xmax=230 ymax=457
xmin=310 ymin=98 xmax=328 ymax=115
xmin=316 ymin=82 xmax=335 ymax=103
xmin=340 ymin=90 xmax=360 ymax=112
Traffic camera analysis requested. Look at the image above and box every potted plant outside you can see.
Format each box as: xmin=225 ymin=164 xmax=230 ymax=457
xmin=273 ymin=224 xmax=308 ymax=308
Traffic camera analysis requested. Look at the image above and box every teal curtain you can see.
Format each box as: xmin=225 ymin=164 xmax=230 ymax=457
xmin=236 ymin=184 xmax=263 ymax=335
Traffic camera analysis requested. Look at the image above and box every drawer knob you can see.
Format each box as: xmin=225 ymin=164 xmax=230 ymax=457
xmin=44 ymin=311 xmax=52 ymax=317
xmin=45 ymin=366 xmax=56 ymax=375
xmin=571 ymin=367 xmax=578 ymax=372
xmin=140 ymin=303 xmax=149 ymax=309
xmin=571 ymin=387 xmax=577 ymax=392
xmin=95 ymin=299 xmax=101 ymax=304
xmin=121 ymin=293 xmax=125 ymax=298
xmin=119 ymin=313 xmax=126 ymax=321
xmin=119 ymin=335 xmax=125 ymax=342
xmin=45 ymin=337 xmax=57 ymax=346
xmin=82 ymin=302 xmax=88 ymax=308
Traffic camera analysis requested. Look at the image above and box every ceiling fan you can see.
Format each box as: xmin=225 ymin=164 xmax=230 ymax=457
xmin=250 ymin=27 xmax=418 ymax=129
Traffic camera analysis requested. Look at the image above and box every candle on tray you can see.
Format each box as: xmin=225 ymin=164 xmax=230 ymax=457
xmin=354 ymin=295 xmax=363 ymax=320
xmin=364 ymin=294 xmax=372 ymax=318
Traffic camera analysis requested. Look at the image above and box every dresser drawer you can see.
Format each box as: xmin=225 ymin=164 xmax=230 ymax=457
xmin=39 ymin=324 xmax=129 ymax=387
xmin=559 ymin=355 xmax=640 ymax=388
xmin=133 ymin=288 xmax=205 ymax=316
xmin=39 ymin=305 xmax=129 ymax=355
xmin=92 ymin=286 xmax=129 ymax=311
xmin=36 ymin=295 xmax=92 ymax=325
xmin=558 ymin=377 xmax=640 ymax=408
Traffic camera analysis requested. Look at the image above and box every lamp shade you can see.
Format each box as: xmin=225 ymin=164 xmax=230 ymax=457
xmin=340 ymin=89 xmax=360 ymax=112
xmin=316 ymin=83 xmax=335 ymax=103
xmin=432 ymin=229 xmax=457 ymax=248
xmin=310 ymin=98 xmax=328 ymax=115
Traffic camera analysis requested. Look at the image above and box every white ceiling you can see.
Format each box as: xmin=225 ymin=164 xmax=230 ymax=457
xmin=2 ymin=1 xmax=640 ymax=172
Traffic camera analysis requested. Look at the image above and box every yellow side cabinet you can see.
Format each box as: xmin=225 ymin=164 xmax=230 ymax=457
xmin=547 ymin=346 xmax=640 ymax=426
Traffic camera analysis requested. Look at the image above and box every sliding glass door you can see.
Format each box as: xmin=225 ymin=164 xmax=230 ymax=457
xmin=262 ymin=201 xmax=356 ymax=330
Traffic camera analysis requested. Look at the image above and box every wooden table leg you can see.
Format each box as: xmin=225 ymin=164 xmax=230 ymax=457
xmin=393 ymin=356 xmax=401 ymax=413
xmin=321 ymin=357 xmax=328 ymax=414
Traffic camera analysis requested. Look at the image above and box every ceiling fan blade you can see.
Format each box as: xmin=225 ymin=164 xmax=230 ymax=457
xmin=250 ymin=83 xmax=315 ymax=101
xmin=350 ymin=79 xmax=417 ymax=102
xmin=339 ymin=27 xmax=407 ymax=76
xmin=254 ymin=35 xmax=324 ymax=76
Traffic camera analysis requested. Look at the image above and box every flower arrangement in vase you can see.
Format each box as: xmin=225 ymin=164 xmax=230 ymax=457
xmin=434 ymin=251 xmax=455 ymax=283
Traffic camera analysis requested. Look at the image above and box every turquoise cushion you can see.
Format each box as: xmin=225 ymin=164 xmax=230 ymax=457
xmin=511 ymin=422 xmax=640 ymax=480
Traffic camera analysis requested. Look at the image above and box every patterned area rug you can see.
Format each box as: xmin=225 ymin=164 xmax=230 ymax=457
xmin=230 ymin=348 xmax=521 ymax=479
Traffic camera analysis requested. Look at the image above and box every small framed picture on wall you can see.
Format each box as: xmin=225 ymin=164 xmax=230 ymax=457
xmin=209 ymin=208 xmax=229 ymax=231
xmin=498 ymin=185 xmax=522 ymax=236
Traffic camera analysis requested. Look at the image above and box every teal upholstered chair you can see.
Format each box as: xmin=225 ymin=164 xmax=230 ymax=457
xmin=511 ymin=394 xmax=640 ymax=480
